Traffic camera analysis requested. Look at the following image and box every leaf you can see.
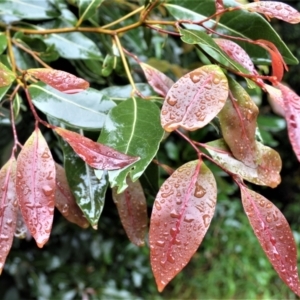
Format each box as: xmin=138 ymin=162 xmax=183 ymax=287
xmin=0 ymin=33 xmax=7 ymax=55
xmin=0 ymin=84 xmax=11 ymax=103
xmin=277 ymin=83 xmax=300 ymax=162
xmin=16 ymin=128 xmax=56 ymax=248
xmin=98 ymin=97 xmax=164 ymax=193
xmin=0 ymin=158 xmax=18 ymax=274
xmin=14 ymin=207 xmax=29 ymax=239
xmin=0 ymin=62 xmax=15 ymax=87
xmin=112 ymin=178 xmax=148 ymax=247
xmin=240 ymin=186 xmax=300 ymax=296
xmin=56 ymin=128 xmax=139 ymax=171
xmin=27 ymin=68 xmax=89 ymax=94
xmin=78 ymin=0 xmax=104 ymax=22
xmin=265 ymin=84 xmax=285 ymax=117
xmin=165 ymin=0 xmax=298 ymax=65
xmin=55 ymin=163 xmax=89 ymax=228
xmin=0 ymin=0 xmax=59 ymax=21
xmin=39 ymin=20 xmax=102 ymax=60
xmin=150 ymin=160 xmax=217 ymax=292
xmin=215 ymin=0 xmax=224 ymax=12
xmin=243 ymin=1 xmax=300 ymax=24
xmin=140 ymin=63 xmax=174 ymax=97
xmin=218 ymin=77 xmax=259 ymax=167
xmin=206 ymin=139 xmax=282 ymax=188
xmin=29 ymin=82 xmax=116 ymax=130
xmin=61 ymin=139 xmax=109 ymax=228
xmin=161 ymin=65 xmax=228 ymax=132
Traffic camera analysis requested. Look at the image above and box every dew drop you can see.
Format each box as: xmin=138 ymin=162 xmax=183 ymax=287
xmin=202 ymin=214 xmax=210 ymax=227
xmin=41 ymin=150 xmax=50 ymax=159
xmin=42 ymin=185 xmax=53 ymax=196
xmin=167 ymin=97 xmax=177 ymax=106
xmin=167 ymin=253 xmax=175 ymax=264
xmin=156 ymin=240 xmax=165 ymax=247
xmin=194 ymin=183 xmax=206 ymax=198
xmin=155 ymin=201 xmax=162 ymax=211
xmin=170 ymin=209 xmax=180 ymax=218
xmin=184 ymin=214 xmax=194 ymax=223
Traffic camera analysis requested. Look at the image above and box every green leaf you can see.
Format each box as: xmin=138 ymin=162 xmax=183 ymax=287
xmin=98 ymin=97 xmax=164 ymax=193
xmin=0 ymin=0 xmax=59 ymax=21
xmin=78 ymin=0 xmax=104 ymax=22
xmin=28 ymin=82 xmax=116 ymax=130
xmin=0 ymin=84 xmax=11 ymax=103
xmin=62 ymin=138 xmax=109 ymax=228
xmin=37 ymin=20 xmax=102 ymax=60
xmin=0 ymin=34 xmax=7 ymax=54
xmin=165 ymin=0 xmax=298 ymax=65
xmin=0 ymin=62 xmax=15 ymax=87
xmin=13 ymin=46 xmax=39 ymax=70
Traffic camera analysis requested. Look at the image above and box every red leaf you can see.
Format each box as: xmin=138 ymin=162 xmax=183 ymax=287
xmin=16 ymin=128 xmax=56 ymax=248
xmin=55 ymin=128 xmax=139 ymax=170
xmin=256 ymin=40 xmax=288 ymax=82
xmin=27 ymin=68 xmax=89 ymax=94
xmin=161 ymin=65 xmax=228 ymax=132
xmin=265 ymin=84 xmax=285 ymax=117
xmin=214 ymin=38 xmax=257 ymax=75
xmin=240 ymin=186 xmax=300 ymax=296
xmin=55 ymin=164 xmax=89 ymax=229
xmin=215 ymin=0 xmax=224 ymax=13
xmin=243 ymin=1 xmax=300 ymax=24
xmin=149 ymin=160 xmax=217 ymax=292
xmin=0 ymin=158 xmax=18 ymax=274
xmin=112 ymin=178 xmax=148 ymax=246
xmin=140 ymin=63 xmax=174 ymax=97
xmin=277 ymin=83 xmax=300 ymax=161
xmin=218 ymin=78 xmax=259 ymax=167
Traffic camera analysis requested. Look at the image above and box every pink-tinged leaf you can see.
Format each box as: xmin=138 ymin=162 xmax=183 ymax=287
xmin=16 ymin=128 xmax=56 ymax=248
xmin=240 ymin=186 xmax=300 ymax=296
xmin=140 ymin=63 xmax=174 ymax=97
xmin=0 ymin=158 xmax=18 ymax=274
xmin=218 ymin=78 xmax=259 ymax=168
xmin=55 ymin=164 xmax=89 ymax=229
xmin=149 ymin=160 xmax=217 ymax=292
xmin=0 ymin=62 xmax=15 ymax=87
xmin=265 ymin=84 xmax=285 ymax=117
xmin=27 ymin=68 xmax=89 ymax=94
xmin=55 ymin=128 xmax=139 ymax=170
xmin=277 ymin=83 xmax=300 ymax=161
xmin=243 ymin=1 xmax=300 ymax=24
xmin=161 ymin=65 xmax=228 ymax=132
xmin=215 ymin=0 xmax=224 ymax=13
xmin=214 ymin=39 xmax=257 ymax=75
xmin=112 ymin=178 xmax=148 ymax=247
xmin=207 ymin=139 xmax=282 ymax=188
xmin=256 ymin=40 xmax=288 ymax=82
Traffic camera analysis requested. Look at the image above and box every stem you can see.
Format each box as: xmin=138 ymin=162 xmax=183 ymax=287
xmin=5 ymin=28 xmax=17 ymax=74
xmin=175 ymin=129 xmax=201 ymax=155
xmin=146 ymin=24 xmax=180 ymax=36
xmin=12 ymin=39 xmax=52 ymax=69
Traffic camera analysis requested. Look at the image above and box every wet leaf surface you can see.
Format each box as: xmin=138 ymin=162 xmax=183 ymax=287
xmin=16 ymin=128 xmax=56 ymax=248
xmin=241 ymin=186 xmax=300 ymax=296
xmin=112 ymin=178 xmax=148 ymax=247
xmin=161 ymin=65 xmax=228 ymax=132
xmin=149 ymin=160 xmax=217 ymax=292
xmin=0 ymin=62 xmax=15 ymax=87
xmin=140 ymin=63 xmax=174 ymax=97
xmin=0 ymin=158 xmax=17 ymax=274
xmin=55 ymin=127 xmax=139 ymax=170
xmin=27 ymin=68 xmax=89 ymax=94
xmin=218 ymin=77 xmax=258 ymax=167
xmin=55 ymin=163 xmax=89 ymax=228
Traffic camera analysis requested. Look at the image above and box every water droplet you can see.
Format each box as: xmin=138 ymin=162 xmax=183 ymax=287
xmin=155 ymin=201 xmax=162 ymax=211
xmin=167 ymin=253 xmax=175 ymax=264
xmin=41 ymin=150 xmax=50 ymax=159
xmin=170 ymin=209 xmax=180 ymax=218
xmin=189 ymin=71 xmax=201 ymax=83
xmin=42 ymin=185 xmax=53 ymax=196
xmin=161 ymin=190 xmax=174 ymax=198
xmin=270 ymin=236 xmax=276 ymax=245
xmin=167 ymin=97 xmax=177 ymax=106
xmin=156 ymin=240 xmax=165 ymax=247
xmin=170 ymin=227 xmax=177 ymax=237
xmin=266 ymin=214 xmax=272 ymax=223
xmin=202 ymin=214 xmax=210 ymax=227
xmin=17 ymin=172 xmax=22 ymax=179
xmin=184 ymin=214 xmax=194 ymax=223
xmin=194 ymin=183 xmax=206 ymax=198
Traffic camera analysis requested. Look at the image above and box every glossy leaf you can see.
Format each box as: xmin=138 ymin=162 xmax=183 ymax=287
xmin=0 ymin=33 xmax=7 ymax=54
xmin=27 ymin=68 xmax=89 ymax=94
xmin=0 ymin=62 xmax=15 ymax=87
xmin=218 ymin=78 xmax=259 ymax=167
xmin=265 ymin=84 xmax=285 ymax=117
xmin=161 ymin=65 xmax=228 ymax=132
xmin=140 ymin=63 xmax=174 ymax=97
xmin=0 ymin=158 xmax=18 ymax=274
xmin=55 ymin=163 xmax=89 ymax=228
xmin=16 ymin=128 xmax=56 ymax=248
xmin=0 ymin=0 xmax=59 ymax=21
xmin=29 ymin=82 xmax=116 ymax=130
xmin=61 ymin=139 xmax=109 ymax=228
xmin=165 ymin=0 xmax=298 ymax=65
xmin=241 ymin=186 xmax=300 ymax=296
xmin=56 ymin=128 xmax=139 ymax=170
xmin=150 ymin=160 xmax=217 ymax=292
xmin=112 ymin=178 xmax=148 ymax=247
xmin=243 ymin=1 xmax=300 ymax=24
xmin=41 ymin=20 xmax=102 ymax=60
xmin=277 ymin=83 xmax=300 ymax=161
xmin=98 ymin=97 xmax=164 ymax=193
xmin=78 ymin=0 xmax=104 ymax=22
xmin=207 ymin=139 xmax=282 ymax=188
xmin=0 ymin=84 xmax=11 ymax=103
